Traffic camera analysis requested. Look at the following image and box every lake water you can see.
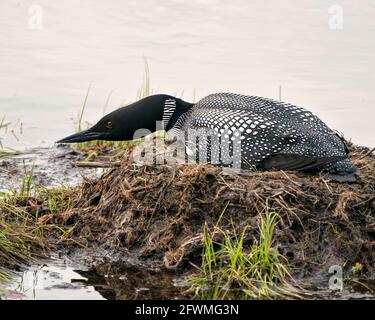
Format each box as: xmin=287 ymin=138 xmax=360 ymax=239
xmin=0 ymin=0 xmax=374 ymax=150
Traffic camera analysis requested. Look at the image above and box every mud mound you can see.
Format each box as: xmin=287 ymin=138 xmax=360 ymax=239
xmin=55 ymin=143 xmax=375 ymax=279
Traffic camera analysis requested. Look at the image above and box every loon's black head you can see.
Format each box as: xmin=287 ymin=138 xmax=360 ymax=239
xmin=57 ymin=94 xmax=192 ymax=143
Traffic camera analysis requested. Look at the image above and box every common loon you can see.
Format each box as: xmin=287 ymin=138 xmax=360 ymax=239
xmin=57 ymin=93 xmax=359 ymax=181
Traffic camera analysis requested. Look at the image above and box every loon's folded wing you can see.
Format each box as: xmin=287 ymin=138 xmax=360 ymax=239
xmin=260 ymin=153 xmax=346 ymax=172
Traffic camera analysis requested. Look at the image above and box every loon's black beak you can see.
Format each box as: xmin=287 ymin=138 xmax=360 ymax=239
xmin=57 ymin=129 xmax=109 ymax=143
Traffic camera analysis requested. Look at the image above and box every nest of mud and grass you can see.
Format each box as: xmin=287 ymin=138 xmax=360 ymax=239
xmin=42 ymin=142 xmax=375 ymax=284
xmin=2 ymin=141 xmax=374 ymax=296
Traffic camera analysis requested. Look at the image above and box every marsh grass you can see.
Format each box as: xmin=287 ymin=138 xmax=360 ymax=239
xmin=0 ymin=116 xmax=21 ymax=157
xmin=0 ymin=116 xmax=18 ymax=158
xmin=1 ymin=115 xmax=24 ymax=152
xmin=76 ymin=83 xmax=92 ymax=133
xmin=136 ymin=57 xmax=152 ymax=101
xmin=0 ymin=115 xmax=10 ymax=133
xmin=188 ymin=210 xmax=302 ymax=299
xmin=0 ymin=150 xmax=21 ymax=158
xmin=242 ymin=156 xmax=258 ymax=171
xmin=0 ymin=166 xmax=76 ymax=286
xmin=19 ymin=162 xmax=35 ymax=197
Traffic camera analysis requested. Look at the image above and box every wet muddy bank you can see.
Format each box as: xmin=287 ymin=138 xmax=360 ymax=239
xmin=0 ymin=145 xmax=102 ymax=193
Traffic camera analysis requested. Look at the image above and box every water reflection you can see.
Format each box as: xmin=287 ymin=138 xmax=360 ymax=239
xmin=2 ymin=262 xmax=104 ymax=300
xmin=1 ymin=258 xmax=184 ymax=300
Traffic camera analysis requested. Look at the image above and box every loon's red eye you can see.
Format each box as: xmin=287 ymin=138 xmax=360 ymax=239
xmin=106 ymin=121 xmax=113 ymax=129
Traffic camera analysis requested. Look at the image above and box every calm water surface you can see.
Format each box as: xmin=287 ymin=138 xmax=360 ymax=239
xmin=0 ymin=0 xmax=374 ymax=149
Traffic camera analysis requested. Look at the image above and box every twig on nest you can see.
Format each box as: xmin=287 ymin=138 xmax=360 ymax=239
xmin=358 ymin=147 xmax=375 ymax=160
xmin=75 ymin=161 xmax=121 ymax=168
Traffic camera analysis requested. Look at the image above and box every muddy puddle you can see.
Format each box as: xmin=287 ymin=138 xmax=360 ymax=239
xmin=0 ymin=252 xmax=185 ymax=300
xmin=1 ymin=258 xmax=104 ymax=300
